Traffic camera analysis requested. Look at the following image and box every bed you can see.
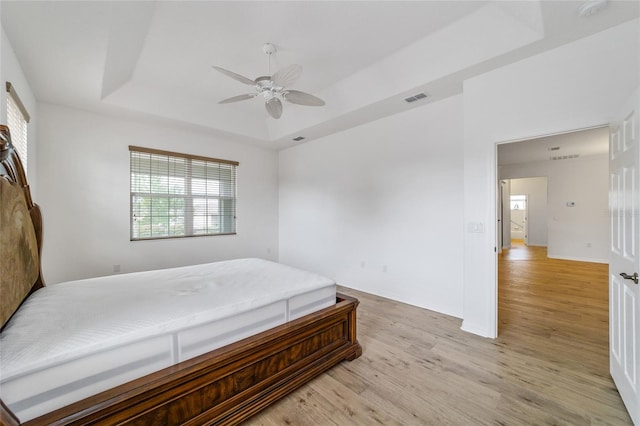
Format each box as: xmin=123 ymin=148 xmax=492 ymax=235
xmin=0 ymin=124 xmax=362 ymax=425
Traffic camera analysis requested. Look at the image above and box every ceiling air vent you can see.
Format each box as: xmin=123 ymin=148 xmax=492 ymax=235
xmin=578 ymin=0 xmax=608 ymax=17
xmin=551 ymin=154 xmax=580 ymax=160
xmin=292 ymin=136 xmax=305 ymax=141
xmin=404 ymin=92 xmax=428 ymax=103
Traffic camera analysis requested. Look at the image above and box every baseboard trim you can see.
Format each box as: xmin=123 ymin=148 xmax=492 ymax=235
xmin=461 ymin=320 xmax=496 ymax=339
xmin=547 ymin=254 xmax=608 ymax=264
xmin=343 ymin=284 xmax=462 ymax=319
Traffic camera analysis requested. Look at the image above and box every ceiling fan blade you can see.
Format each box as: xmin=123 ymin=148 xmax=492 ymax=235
xmin=219 ymin=93 xmax=257 ymax=104
xmin=272 ymin=64 xmax=302 ymax=88
xmin=212 ymin=66 xmax=256 ymax=86
xmin=265 ymin=98 xmax=283 ymax=119
xmin=283 ymin=90 xmax=325 ymax=106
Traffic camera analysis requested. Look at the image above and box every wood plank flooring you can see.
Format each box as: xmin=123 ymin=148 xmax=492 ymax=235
xmin=246 ymin=243 xmax=630 ymax=425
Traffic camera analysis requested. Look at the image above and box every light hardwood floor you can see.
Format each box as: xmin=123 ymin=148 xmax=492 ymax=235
xmin=246 ymin=243 xmax=630 ymax=425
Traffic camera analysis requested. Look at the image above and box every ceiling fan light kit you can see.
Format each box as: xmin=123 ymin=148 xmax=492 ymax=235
xmin=213 ymin=43 xmax=325 ymax=119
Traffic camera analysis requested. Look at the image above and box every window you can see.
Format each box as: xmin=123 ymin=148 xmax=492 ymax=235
xmin=129 ymin=146 xmax=238 ymax=240
xmin=6 ymin=82 xmax=30 ymax=173
xmin=510 ymin=195 xmax=526 ymax=211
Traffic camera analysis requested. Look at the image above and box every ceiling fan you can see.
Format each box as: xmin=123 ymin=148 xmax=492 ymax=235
xmin=212 ymin=43 xmax=325 ymax=119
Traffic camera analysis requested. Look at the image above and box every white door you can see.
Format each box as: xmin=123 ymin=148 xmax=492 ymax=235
xmin=523 ymin=196 xmax=529 ymax=246
xmin=499 ymin=180 xmax=511 ymax=251
xmin=610 ymin=88 xmax=640 ymax=424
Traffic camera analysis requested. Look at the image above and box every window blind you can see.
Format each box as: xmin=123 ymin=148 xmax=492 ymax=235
xmin=6 ymin=82 xmax=30 ymax=173
xmin=129 ymin=146 xmax=238 ymax=240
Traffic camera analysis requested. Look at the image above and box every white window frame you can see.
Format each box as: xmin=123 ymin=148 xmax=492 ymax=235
xmin=129 ymin=145 xmax=238 ymax=241
xmin=6 ymin=82 xmax=30 ymax=173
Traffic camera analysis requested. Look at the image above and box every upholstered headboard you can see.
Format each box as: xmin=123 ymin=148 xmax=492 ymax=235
xmin=0 ymin=124 xmax=44 ymax=329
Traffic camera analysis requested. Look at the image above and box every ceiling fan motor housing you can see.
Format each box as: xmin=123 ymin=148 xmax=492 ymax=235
xmin=256 ymin=76 xmax=283 ymax=97
xmin=262 ymin=43 xmax=277 ymax=55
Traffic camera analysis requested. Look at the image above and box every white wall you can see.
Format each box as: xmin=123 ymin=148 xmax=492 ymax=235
xmin=279 ymin=95 xmax=464 ymax=318
xmin=502 ymin=156 xmax=608 ymax=262
xmin=1 ymin=25 xmax=37 ymax=196
xmin=509 ymin=177 xmax=548 ymax=247
xmin=463 ymin=20 xmax=639 ymax=337
xmin=36 ymin=103 xmax=279 ymax=284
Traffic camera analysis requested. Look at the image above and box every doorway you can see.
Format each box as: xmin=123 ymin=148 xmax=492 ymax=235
xmin=496 ymin=126 xmax=610 ymax=334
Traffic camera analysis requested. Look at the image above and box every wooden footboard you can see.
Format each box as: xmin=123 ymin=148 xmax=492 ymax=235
xmin=2 ymin=294 xmax=361 ymax=426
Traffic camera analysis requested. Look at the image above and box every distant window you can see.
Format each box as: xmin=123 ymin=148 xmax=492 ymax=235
xmin=6 ymin=82 xmax=30 ymax=173
xmin=510 ymin=195 xmax=526 ymax=211
xmin=129 ymin=146 xmax=238 ymax=240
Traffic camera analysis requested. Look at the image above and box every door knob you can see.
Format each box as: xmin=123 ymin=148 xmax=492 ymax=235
xmin=620 ymin=272 xmax=639 ymax=284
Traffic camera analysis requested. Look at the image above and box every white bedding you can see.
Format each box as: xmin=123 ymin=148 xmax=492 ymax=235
xmin=0 ymin=258 xmax=336 ymax=421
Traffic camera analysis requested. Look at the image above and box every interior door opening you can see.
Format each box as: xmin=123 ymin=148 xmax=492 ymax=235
xmin=496 ymin=126 xmax=610 ymax=329
xmin=496 ymin=126 xmax=609 ymax=265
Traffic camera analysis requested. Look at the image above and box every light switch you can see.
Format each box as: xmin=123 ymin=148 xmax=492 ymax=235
xmin=468 ymin=222 xmax=485 ymax=233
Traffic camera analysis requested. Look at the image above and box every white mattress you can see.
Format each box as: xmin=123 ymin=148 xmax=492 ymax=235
xmin=0 ymin=258 xmax=336 ymax=422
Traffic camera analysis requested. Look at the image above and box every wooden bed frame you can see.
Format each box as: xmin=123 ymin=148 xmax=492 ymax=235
xmin=0 ymin=124 xmax=362 ymax=425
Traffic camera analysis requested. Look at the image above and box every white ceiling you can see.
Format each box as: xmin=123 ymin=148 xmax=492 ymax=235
xmin=2 ymin=1 xmax=638 ymax=150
